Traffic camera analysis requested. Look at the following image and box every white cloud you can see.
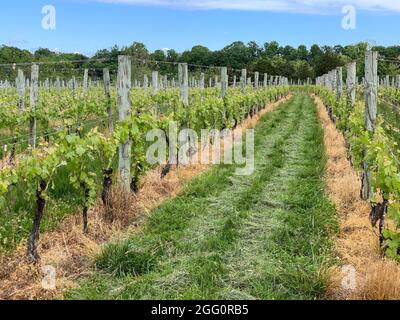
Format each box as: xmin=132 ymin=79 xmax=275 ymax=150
xmin=93 ymin=0 xmax=400 ymax=13
xmin=5 ymin=39 xmax=29 ymax=47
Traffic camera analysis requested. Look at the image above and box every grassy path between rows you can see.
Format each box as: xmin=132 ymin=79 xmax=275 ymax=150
xmin=67 ymin=94 xmax=338 ymax=300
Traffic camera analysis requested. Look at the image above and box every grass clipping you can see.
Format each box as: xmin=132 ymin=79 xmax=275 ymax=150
xmin=315 ymin=96 xmax=400 ymax=300
xmin=0 ymin=96 xmax=290 ymax=300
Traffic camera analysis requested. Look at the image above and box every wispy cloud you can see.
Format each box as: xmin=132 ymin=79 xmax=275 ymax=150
xmin=93 ymin=0 xmax=400 ymax=13
xmin=5 ymin=39 xmax=30 ymax=47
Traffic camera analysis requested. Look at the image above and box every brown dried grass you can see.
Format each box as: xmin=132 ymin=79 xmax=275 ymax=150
xmin=315 ymin=96 xmax=400 ymax=300
xmin=0 ymin=96 xmax=291 ymax=300
xmin=0 ymin=167 xmax=195 ymax=300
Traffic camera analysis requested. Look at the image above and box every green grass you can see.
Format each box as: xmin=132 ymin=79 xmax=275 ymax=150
xmin=66 ymin=94 xmax=338 ymax=300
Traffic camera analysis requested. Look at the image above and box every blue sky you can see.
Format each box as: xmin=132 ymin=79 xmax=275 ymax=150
xmin=1 ymin=0 xmax=399 ymax=56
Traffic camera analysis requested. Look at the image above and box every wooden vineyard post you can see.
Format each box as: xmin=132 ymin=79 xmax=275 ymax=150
xmin=83 ymin=68 xmax=89 ymax=91
xmin=362 ymin=50 xmax=378 ymax=200
xmin=72 ymin=76 xmax=77 ymax=96
xmin=221 ymin=67 xmax=228 ymax=99
xmin=200 ymin=73 xmax=205 ymax=89
xmin=178 ymin=63 xmax=189 ymax=106
xmin=163 ymin=75 xmax=168 ymax=89
xmin=16 ymin=69 xmax=25 ymax=112
xmin=179 ymin=62 xmax=193 ymax=158
xmin=336 ymin=67 xmax=343 ymax=100
xmin=264 ymin=73 xmax=268 ymax=87
xmin=144 ymin=74 xmax=149 ymax=92
xmin=152 ymin=71 xmax=158 ymax=94
xmin=221 ymin=67 xmax=228 ymax=122
xmin=29 ymin=64 xmax=39 ymax=149
xmin=158 ymin=77 xmax=162 ymax=90
xmin=331 ymin=70 xmax=337 ymax=93
xmin=117 ymin=56 xmax=132 ymax=191
xmin=233 ymin=75 xmax=237 ymax=87
xmin=103 ymin=68 xmax=113 ymax=133
xmin=346 ymin=62 xmax=357 ymax=108
xmin=254 ymin=72 xmax=259 ymax=89
xmin=241 ymin=69 xmax=247 ymax=91
xmin=385 ymin=75 xmax=389 ymax=88
xmin=327 ymin=72 xmax=332 ymax=91
xmin=324 ymin=74 xmax=329 ymax=89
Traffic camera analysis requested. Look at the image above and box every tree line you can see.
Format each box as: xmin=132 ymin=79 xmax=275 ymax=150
xmin=1 ymin=41 xmax=399 ymax=82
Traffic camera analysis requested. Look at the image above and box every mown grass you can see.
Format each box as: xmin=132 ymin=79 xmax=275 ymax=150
xmin=66 ymin=94 xmax=338 ymax=300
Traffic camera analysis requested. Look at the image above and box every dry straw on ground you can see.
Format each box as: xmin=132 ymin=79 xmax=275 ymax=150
xmin=0 ymin=96 xmax=290 ymax=300
xmin=315 ymin=96 xmax=400 ymax=300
